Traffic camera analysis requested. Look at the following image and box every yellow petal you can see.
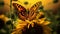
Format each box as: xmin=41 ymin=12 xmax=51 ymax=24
xmin=15 ymin=21 xmax=27 ymax=29
xmin=15 ymin=19 xmax=27 ymax=29
xmin=28 ymin=24 xmax=30 ymax=29
xmin=38 ymin=18 xmax=46 ymax=24
xmin=42 ymin=21 xmax=50 ymax=25
xmin=31 ymin=23 xmax=34 ymax=27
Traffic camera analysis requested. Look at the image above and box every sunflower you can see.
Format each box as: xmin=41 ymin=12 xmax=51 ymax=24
xmin=11 ymin=11 xmax=52 ymax=34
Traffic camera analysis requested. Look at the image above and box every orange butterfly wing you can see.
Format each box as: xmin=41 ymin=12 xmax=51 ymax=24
xmin=28 ymin=1 xmax=41 ymax=20
xmin=13 ymin=3 xmax=27 ymax=20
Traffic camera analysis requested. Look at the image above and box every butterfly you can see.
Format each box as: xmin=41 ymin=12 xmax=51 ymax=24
xmin=13 ymin=1 xmax=41 ymax=21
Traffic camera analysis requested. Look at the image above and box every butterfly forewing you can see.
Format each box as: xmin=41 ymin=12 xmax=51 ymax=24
xmin=28 ymin=1 xmax=41 ymax=20
xmin=13 ymin=3 xmax=27 ymax=20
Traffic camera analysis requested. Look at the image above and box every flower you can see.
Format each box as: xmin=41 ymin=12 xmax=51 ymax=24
xmin=11 ymin=11 xmax=52 ymax=34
